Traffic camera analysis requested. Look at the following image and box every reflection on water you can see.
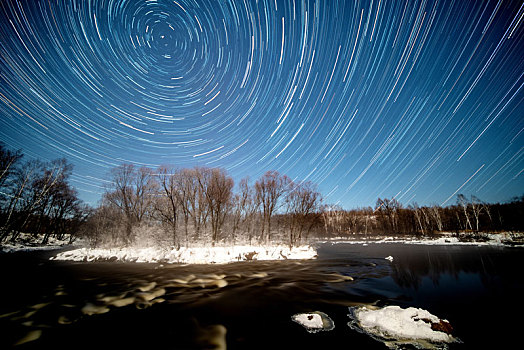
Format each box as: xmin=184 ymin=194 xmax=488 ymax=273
xmin=1 ymin=244 xmax=523 ymax=349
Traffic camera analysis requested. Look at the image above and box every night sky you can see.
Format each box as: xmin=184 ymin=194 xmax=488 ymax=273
xmin=0 ymin=0 xmax=522 ymax=208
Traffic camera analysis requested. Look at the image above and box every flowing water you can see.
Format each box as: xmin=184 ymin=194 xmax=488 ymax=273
xmin=1 ymin=243 xmax=523 ymax=349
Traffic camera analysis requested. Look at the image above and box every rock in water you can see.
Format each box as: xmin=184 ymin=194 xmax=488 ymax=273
xmin=291 ymin=311 xmax=335 ymax=333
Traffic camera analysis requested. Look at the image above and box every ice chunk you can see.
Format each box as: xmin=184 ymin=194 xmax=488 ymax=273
xmin=348 ymin=305 xmax=459 ymax=349
xmin=291 ymin=311 xmax=335 ymax=333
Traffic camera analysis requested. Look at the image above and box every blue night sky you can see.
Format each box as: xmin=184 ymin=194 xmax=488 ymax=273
xmin=1 ymin=0 xmax=523 ymax=208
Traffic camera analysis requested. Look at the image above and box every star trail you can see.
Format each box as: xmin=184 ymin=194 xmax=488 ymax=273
xmin=0 ymin=0 xmax=522 ymax=208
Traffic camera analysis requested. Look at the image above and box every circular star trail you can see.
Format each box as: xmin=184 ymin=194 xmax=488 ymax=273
xmin=0 ymin=0 xmax=523 ymax=208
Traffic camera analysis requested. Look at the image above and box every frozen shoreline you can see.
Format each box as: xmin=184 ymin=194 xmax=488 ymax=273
xmin=319 ymin=232 xmax=524 ymax=247
xmin=50 ymin=244 xmax=318 ymax=264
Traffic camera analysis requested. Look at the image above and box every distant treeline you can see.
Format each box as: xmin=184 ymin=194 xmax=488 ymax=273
xmin=1 ymin=144 xmax=523 ymax=248
xmin=321 ymin=195 xmax=524 ymax=237
xmin=0 ymin=144 xmax=87 ymax=244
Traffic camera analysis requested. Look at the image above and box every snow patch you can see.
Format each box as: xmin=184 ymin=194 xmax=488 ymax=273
xmin=50 ymin=244 xmax=317 ymax=264
xmin=348 ymin=305 xmax=459 ymax=349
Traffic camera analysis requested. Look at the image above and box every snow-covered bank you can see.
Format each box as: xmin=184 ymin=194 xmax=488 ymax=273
xmin=0 ymin=232 xmax=80 ymax=253
xmin=50 ymin=244 xmax=317 ymax=264
xmin=320 ymin=232 xmax=524 ymax=247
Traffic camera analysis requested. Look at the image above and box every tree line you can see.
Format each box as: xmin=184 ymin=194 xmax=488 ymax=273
xmin=0 ymin=144 xmax=86 ymax=244
xmin=84 ymin=164 xmax=322 ymax=248
xmin=321 ymin=195 xmax=524 ymax=237
xmin=1 ymin=144 xmax=522 ymax=248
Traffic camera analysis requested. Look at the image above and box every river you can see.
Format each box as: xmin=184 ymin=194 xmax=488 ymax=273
xmin=1 ymin=242 xmax=523 ymax=349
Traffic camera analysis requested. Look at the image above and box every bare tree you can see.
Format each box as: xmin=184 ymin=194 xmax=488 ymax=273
xmin=43 ymin=180 xmax=81 ymax=243
xmin=0 ymin=143 xmax=22 ymax=191
xmin=188 ymin=167 xmax=208 ymax=240
xmin=320 ymin=204 xmax=344 ymax=237
xmin=411 ymin=203 xmax=426 ymax=235
xmin=457 ymin=194 xmax=473 ymax=231
xmin=429 ymin=205 xmax=443 ymax=232
xmin=482 ymin=201 xmax=493 ymax=231
xmin=375 ymin=198 xmax=402 ymax=233
xmin=104 ymin=164 xmax=156 ymax=244
xmin=0 ymin=160 xmax=39 ymax=241
xmin=198 ymin=167 xmax=234 ymax=244
xmin=230 ymin=177 xmax=254 ymax=243
xmin=155 ymin=166 xmax=180 ymax=247
xmin=255 ymin=170 xmax=291 ymax=243
xmin=238 ymin=177 xmax=259 ymax=243
xmin=285 ymin=181 xmax=322 ymax=247
xmin=470 ymin=195 xmax=483 ymax=232
xmin=2 ymin=159 xmax=69 ymax=241
xmin=171 ymin=168 xmax=193 ymax=245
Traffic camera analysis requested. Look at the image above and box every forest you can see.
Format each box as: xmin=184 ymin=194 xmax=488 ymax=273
xmin=1 ymin=144 xmax=523 ymax=248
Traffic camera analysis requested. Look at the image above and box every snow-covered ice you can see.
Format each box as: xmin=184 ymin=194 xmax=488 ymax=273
xmin=50 ymin=244 xmax=317 ymax=264
xmin=348 ymin=305 xmax=459 ymax=349
xmin=292 ymin=311 xmax=335 ymax=333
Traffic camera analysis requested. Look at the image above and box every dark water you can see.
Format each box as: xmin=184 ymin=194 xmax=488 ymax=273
xmin=1 ymin=243 xmax=523 ymax=349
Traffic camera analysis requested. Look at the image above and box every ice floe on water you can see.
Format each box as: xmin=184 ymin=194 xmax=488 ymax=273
xmin=348 ymin=305 xmax=459 ymax=349
xmin=50 ymin=244 xmax=317 ymax=264
xmin=291 ymin=311 xmax=335 ymax=333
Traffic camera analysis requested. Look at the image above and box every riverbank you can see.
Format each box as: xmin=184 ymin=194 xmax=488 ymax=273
xmin=320 ymin=231 xmax=524 ymax=247
xmin=50 ymin=244 xmax=317 ymax=264
xmin=0 ymin=232 xmax=77 ymax=253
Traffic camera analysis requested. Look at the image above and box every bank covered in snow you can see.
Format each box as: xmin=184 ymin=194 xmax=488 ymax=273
xmin=50 ymin=244 xmax=317 ymax=264
xmin=321 ymin=232 xmax=524 ymax=247
xmin=0 ymin=232 xmax=76 ymax=253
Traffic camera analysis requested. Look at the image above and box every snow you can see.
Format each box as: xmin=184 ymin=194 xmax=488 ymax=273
xmin=0 ymin=232 xmax=80 ymax=253
xmin=321 ymin=232 xmax=524 ymax=247
xmin=348 ymin=305 xmax=459 ymax=349
xmin=292 ymin=311 xmax=335 ymax=333
xmin=50 ymin=244 xmax=317 ymax=264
